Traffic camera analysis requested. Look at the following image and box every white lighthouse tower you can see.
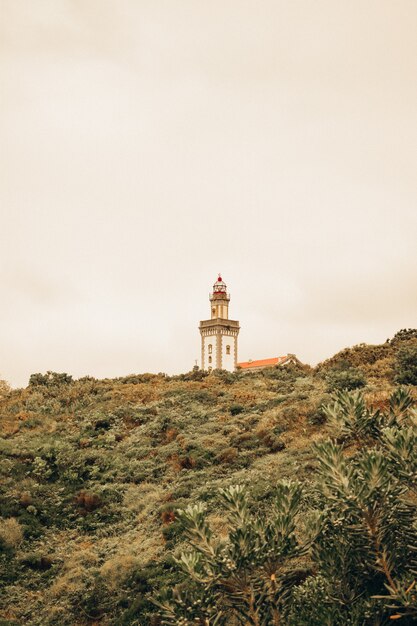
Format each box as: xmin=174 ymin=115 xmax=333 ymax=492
xmin=199 ymin=275 xmax=240 ymax=372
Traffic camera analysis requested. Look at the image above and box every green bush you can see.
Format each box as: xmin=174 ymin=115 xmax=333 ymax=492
xmin=28 ymin=371 xmax=73 ymax=387
xmin=19 ymin=552 xmax=53 ymax=571
xmin=395 ymin=345 xmax=417 ymax=385
xmin=229 ymin=404 xmax=244 ymax=416
xmin=325 ymin=366 xmax=366 ymax=391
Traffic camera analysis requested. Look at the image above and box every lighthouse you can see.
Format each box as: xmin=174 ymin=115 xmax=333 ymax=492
xmin=199 ymin=275 xmax=240 ymax=372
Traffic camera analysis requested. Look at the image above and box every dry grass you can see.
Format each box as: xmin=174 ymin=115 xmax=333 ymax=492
xmin=47 ymin=546 xmax=99 ymax=599
xmin=100 ymin=554 xmax=139 ymax=590
xmin=0 ymin=517 xmax=23 ymax=549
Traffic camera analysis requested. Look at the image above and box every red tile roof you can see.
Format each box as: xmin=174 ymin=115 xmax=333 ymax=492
xmin=237 ymin=356 xmax=290 ymax=369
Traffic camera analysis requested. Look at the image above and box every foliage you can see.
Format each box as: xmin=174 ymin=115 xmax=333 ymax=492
xmin=157 ymin=388 xmax=417 ymax=625
xmin=0 ymin=518 xmax=23 ymax=552
xmin=325 ymin=365 xmax=366 ymax=392
xmin=0 ymin=379 xmax=10 ymax=397
xmin=230 ymin=404 xmax=244 ymax=416
xmin=395 ymin=345 xmax=417 ymax=385
xmin=28 ymin=371 xmax=73 ymax=387
xmin=0 ymin=332 xmax=416 ymax=624
xmin=391 ymin=328 xmax=417 ymax=344
xmin=323 ymin=389 xmax=380 ymax=443
xmin=155 ymin=482 xmax=309 ymax=625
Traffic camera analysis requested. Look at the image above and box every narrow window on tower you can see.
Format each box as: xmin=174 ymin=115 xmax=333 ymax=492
xmin=226 ymin=345 xmax=231 ymax=355
xmin=208 ymin=344 xmax=212 ymax=354
xmin=208 ymin=356 xmax=212 ymax=364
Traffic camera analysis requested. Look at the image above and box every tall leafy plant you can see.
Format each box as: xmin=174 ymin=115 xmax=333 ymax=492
xmin=155 ymin=482 xmax=311 ymax=625
xmin=156 ymin=389 xmax=417 ymax=625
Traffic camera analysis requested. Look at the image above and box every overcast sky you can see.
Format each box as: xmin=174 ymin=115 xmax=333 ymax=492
xmin=1 ymin=1 xmax=417 ymax=387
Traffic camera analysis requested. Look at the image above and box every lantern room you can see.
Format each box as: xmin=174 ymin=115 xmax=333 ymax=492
xmin=212 ymin=275 xmax=227 ymax=294
xmin=209 ymin=274 xmax=230 ymax=319
xmin=210 ymin=275 xmax=230 ymax=302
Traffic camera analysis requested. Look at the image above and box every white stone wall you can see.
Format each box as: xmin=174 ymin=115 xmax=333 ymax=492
xmin=203 ymin=334 xmax=217 ymax=370
xmin=221 ymin=334 xmax=236 ymax=372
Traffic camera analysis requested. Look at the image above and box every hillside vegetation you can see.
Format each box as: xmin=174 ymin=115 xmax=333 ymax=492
xmin=0 ymin=330 xmax=417 ymax=625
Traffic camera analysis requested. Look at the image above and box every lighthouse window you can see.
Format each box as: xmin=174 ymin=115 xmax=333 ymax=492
xmin=208 ymin=356 xmax=212 ymax=364
xmin=226 ymin=345 xmax=231 ymax=355
xmin=208 ymin=344 xmax=212 ymax=354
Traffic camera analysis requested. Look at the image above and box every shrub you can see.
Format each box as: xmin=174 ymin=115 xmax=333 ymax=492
xmin=263 ymin=435 xmax=286 ymax=453
xmin=392 ymin=328 xmax=417 ymax=343
xmin=20 ymin=552 xmax=53 ymax=571
xmin=155 ymin=482 xmax=307 ymax=624
xmin=229 ymin=404 xmax=244 ymax=416
xmin=28 ymin=371 xmax=73 ymax=387
xmin=232 ymin=431 xmax=256 ymax=450
xmin=306 ymin=404 xmax=327 ymax=425
xmin=325 ymin=366 xmax=366 ymax=391
xmin=100 ymin=555 xmax=140 ymax=590
xmin=395 ymin=345 xmax=417 ymax=385
xmin=0 ymin=378 xmax=10 ymax=397
xmin=74 ymin=491 xmax=102 ymax=513
xmin=32 ymin=456 xmax=53 ymax=480
xmin=0 ymin=518 xmax=23 ymax=551
xmin=216 ymin=446 xmax=238 ymax=464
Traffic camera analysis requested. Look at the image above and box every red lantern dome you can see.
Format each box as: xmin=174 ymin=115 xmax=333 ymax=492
xmin=213 ymin=274 xmax=227 ymax=293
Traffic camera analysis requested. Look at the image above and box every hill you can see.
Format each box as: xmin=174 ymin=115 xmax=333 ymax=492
xmin=0 ymin=330 xmax=416 ymax=625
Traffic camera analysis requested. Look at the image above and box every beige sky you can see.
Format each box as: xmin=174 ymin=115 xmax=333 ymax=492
xmin=1 ymin=0 xmax=417 ymax=387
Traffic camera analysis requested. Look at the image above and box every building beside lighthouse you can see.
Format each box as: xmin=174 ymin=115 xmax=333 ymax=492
xmin=199 ymin=275 xmax=240 ymax=372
